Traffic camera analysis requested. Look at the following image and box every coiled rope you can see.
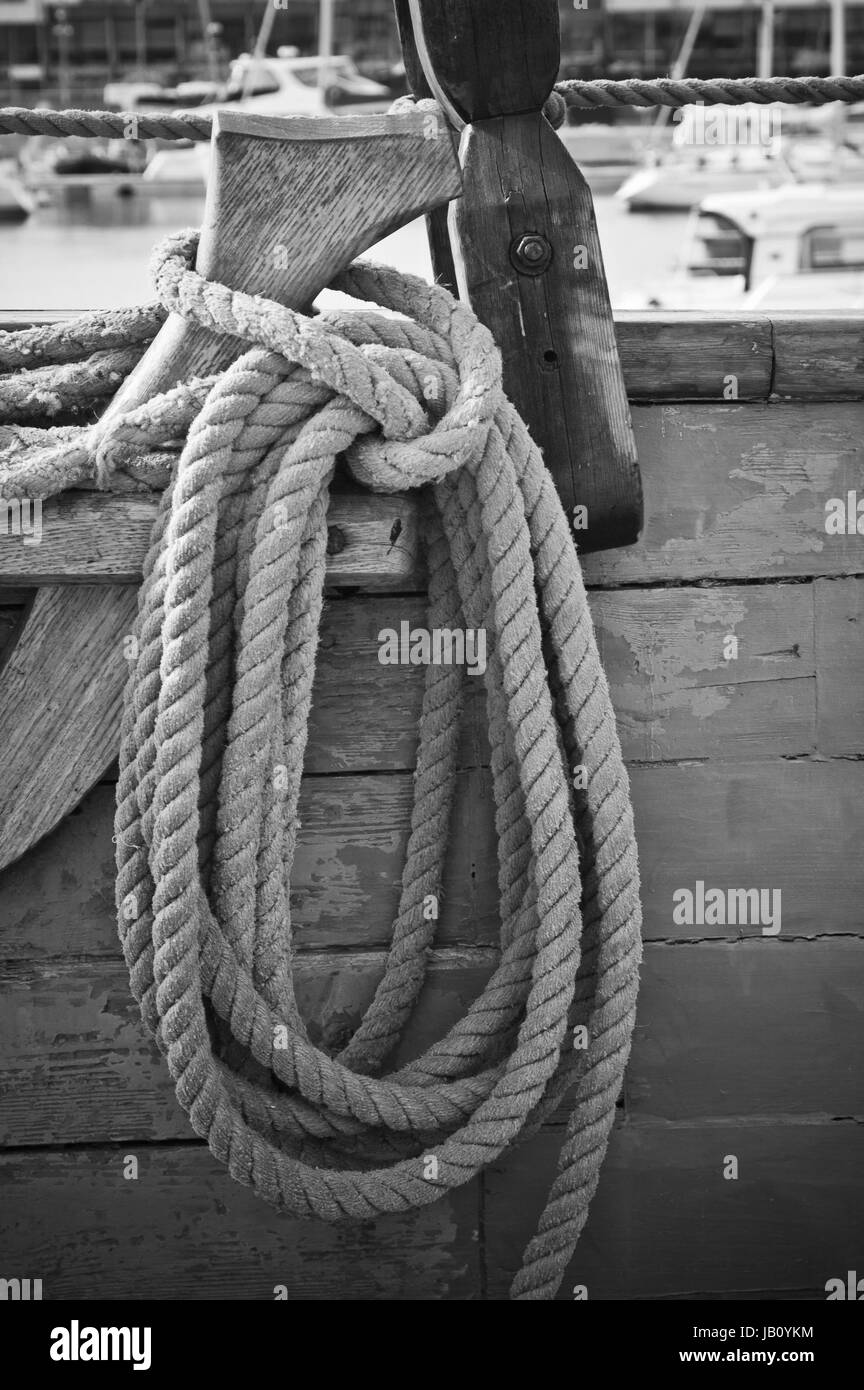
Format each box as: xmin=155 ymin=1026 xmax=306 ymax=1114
xmin=0 ymin=230 xmax=642 ymax=1300
xmin=1 ymin=73 xmax=863 ymax=142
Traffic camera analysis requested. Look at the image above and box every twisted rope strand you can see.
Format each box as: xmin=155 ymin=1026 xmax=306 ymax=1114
xmin=0 ymin=231 xmax=642 ymax=1300
xmin=1 ymin=74 xmax=862 ymax=141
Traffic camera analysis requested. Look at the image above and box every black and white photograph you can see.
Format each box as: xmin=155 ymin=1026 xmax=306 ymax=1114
xmin=0 ymin=0 xmax=861 ymax=1351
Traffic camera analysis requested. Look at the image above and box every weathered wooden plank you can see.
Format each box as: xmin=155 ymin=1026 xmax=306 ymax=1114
xmin=3 ymin=404 xmax=861 ymax=586
xmin=0 ymin=1142 xmax=481 ymax=1301
xmin=629 ymin=760 xmax=864 ymax=942
xmin=629 ymin=941 xmax=864 ymax=1121
xmin=614 ymin=313 xmax=772 ymax=402
xmin=0 ymin=950 xmax=494 ymax=1146
xmin=2 ymin=759 xmax=861 ymax=961
xmin=772 ymin=314 xmax=864 ymax=402
xmin=1 ymin=941 xmax=858 ymax=1146
xmin=7 ymin=311 xmax=859 ymax=401
xmin=0 ymin=490 xmax=423 ymax=588
xmin=0 ymin=773 xmax=499 ymax=960
xmin=483 ymin=1119 xmax=864 ymax=1300
xmin=591 ymin=582 xmax=815 ymax=761
xmin=0 ymin=584 xmax=140 ymax=872
xmin=583 ymin=403 xmax=864 ymax=585
xmin=0 ymin=574 xmax=826 ymax=878
xmin=0 ymin=583 xmax=814 ymax=784
xmin=816 ymin=576 xmax=864 ymax=757
xmin=313 ymin=583 xmax=816 ymax=772
xmin=0 ymin=574 xmax=822 ymax=880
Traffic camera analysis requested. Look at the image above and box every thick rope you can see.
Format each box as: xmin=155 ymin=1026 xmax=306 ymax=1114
xmin=1 ymin=74 xmax=862 ymax=141
xmin=0 ymin=231 xmax=642 ymax=1300
xmin=554 ymin=72 xmax=864 ymax=109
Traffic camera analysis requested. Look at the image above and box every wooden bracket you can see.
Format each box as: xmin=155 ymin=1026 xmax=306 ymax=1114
xmin=0 ymin=110 xmax=462 ymax=872
xmin=100 ymin=108 xmax=462 ymax=423
xmin=395 ymin=0 xmax=643 ymax=553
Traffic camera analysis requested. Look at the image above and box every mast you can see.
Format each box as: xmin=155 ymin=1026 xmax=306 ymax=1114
xmin=655 ymin=5 xmax=705 ymax=130
xmin=318 ymin=0 xmax=334 ymax=104
xmin=757 ymin=0 xmax=774 ymax=79
xmin=830 ymin=0 xmax=846 ymax=75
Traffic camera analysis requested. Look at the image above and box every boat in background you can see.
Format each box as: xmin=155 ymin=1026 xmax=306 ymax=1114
xmin=94 ymin=49 xmax=393 ymax=200
xmin=616 ymin=101 xmax=864 ymax=211
xmin=617 ymin=143 xmax=791 ymax=212
xmin=558 ymin=123 xmax=664 ymax=195
xmin=104 ymin=50 xmax=391 ymax=121
xmin=619 ymin=182 xmax=864 ymax=310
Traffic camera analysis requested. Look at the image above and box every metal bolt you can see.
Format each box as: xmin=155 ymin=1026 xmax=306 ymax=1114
xmin=511 ymin=233 xmax=553 ymax=275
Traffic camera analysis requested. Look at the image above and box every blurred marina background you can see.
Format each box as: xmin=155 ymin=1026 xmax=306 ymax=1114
xmin=1 ymin=0 xmax=864 ymax=312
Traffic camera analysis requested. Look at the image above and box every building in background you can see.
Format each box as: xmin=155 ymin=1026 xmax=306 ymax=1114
xmin=0 ymin=1 xmax=402 ymax=106
xmin=574 ymin=0 xmax=863 ymax=81
xmin=0 ymin=1 xmax=862 ymax=108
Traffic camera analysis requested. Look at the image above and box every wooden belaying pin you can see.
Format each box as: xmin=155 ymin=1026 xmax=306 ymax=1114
xmin=397 ymin=0 xmax=644 ymax=554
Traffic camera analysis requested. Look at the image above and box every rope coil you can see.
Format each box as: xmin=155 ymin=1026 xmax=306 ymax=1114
xmin=0 ymin=232 xmax=642 ymax=1300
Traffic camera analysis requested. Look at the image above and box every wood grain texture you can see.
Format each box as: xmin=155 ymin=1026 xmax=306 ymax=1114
xmin=393 ymin=0 xmax=459 ymax=294
xmin=483 ymin=1120 xmax=864 ymax=1300
xmin=0 ymin=585 xmax=139 ymax=872
xmin=772 ymin=314 xmax=864 ymax=402
xmin=450 ymin=112 xmax=642 ymax=550
xmin=815 ymin=577 xmax=864 ymax=756
xmin=0 ymin=490 xmax=422 ymax=587
xmin=0 ymin=941 xmax=859 ymax=1146
xmin=614 ymin=312 xmax=773 ymax=401
xmin=628 ymin=941 xmax=864 ymax=1121
xmin=583 ymin=402 xmax=864 ymax=585
xmin=100 ymin=108 xmax=462 ymax=425
xmin=2 ymin=759 xmax=862 ymax=965
xmin=311 ymin=583 xmax=819 ymax=772
xmin=0 ymin=1143 xmax=480 ymax=1301
xmin=591 ymin=582 xmax=815 ymax=762
xmin=403 ymin=0 xmax=560 ymax=123
xmin=0 ymin=951 xmax=493 ymax=1146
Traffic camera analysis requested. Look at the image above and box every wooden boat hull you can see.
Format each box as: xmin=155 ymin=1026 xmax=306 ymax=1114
xmin=0 ymin=310 xmax=861 ymax=1299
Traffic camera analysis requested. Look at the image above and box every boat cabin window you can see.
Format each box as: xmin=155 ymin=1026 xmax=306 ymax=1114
xmin=684 ymin=211 xmax=753 ymax=281
xmin=800 ymin=225 xmax=864 ymax=272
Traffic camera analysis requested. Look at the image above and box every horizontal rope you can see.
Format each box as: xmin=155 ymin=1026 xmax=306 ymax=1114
xmin=1 ymin=74 xmax=862 ymax=141
xmin=555 ymin=73 xmax=864 ymax=109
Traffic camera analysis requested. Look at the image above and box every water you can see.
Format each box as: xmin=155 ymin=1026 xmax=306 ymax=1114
xmin=0 ymin=191 xmax=688 ymax=314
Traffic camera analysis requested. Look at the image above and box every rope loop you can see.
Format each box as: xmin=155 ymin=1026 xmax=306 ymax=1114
xmin=0 ymin=232 xmax=642 ymax=1300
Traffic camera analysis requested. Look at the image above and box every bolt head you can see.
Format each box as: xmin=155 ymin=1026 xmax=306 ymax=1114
xmin=511 ymin=233 xmax=553 ymax=275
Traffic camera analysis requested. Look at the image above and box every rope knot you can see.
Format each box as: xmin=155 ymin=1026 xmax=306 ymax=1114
xmin=147 ymin=230 xmax=506 ymax=495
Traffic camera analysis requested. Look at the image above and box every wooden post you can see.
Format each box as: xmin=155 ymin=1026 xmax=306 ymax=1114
xmin=396 ymin=0 xmax=643 ymax=553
